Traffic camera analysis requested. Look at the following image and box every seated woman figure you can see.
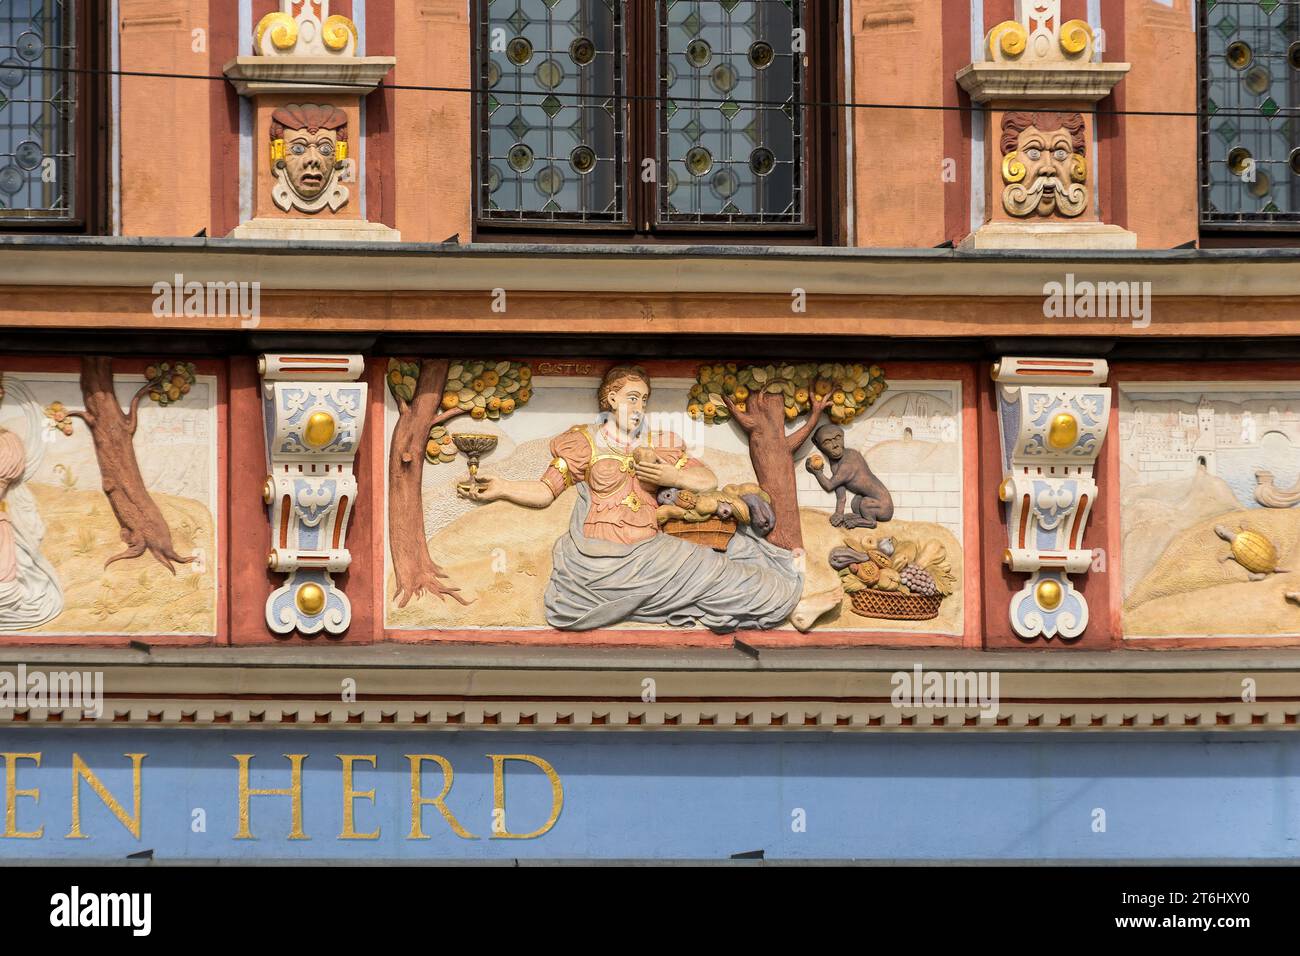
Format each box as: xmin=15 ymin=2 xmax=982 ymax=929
xmin=457 ymin=365 xmax=804 ymax=632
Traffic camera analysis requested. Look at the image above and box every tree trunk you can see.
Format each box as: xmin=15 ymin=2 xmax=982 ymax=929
xmin=78 ymin=356 xmax=194 ymax=572
xmin=388 ymin=358 xmax=469 ymax=607
xmin=725 ymin=388 xmax=831 ymax=554
xmin=743 ymin=391 xmax=805 ymax=552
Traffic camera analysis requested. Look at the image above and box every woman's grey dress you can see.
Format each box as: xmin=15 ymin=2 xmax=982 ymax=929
xmin=544 ymin=484 xmax=803 ymax=632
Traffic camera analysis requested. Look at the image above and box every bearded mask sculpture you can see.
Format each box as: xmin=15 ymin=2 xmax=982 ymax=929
xmin=269 ymin=103 xmax=350 ymax=213
xmin=1000 ymin=111 xmax=1088 ymax=218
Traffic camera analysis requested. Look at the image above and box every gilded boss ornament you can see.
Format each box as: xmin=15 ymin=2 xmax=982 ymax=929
xmin=1047 ymin=412 xmax=1078 ymax=449
xmin=295 ymin=582 xmax=327 ymax=616
xmin=304 ymin=411 xmax=336 ymax=448
xmin=1035 ymin=578 xmax=1063 ymax=612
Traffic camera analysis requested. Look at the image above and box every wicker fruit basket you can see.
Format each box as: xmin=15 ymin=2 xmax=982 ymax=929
xmin=662 ymin=517 xmax=737 ymax=552
xmin=850 ymin=588 xmax=942 ymax=621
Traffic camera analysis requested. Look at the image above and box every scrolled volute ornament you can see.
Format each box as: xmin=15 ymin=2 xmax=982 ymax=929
xmin=254 ymin=1 xmax=358 ymax=58
xmin=1058 ymin=19 xmax=1093 ymax=58
xmin=989 ymin=20 xmax=1028 ymax=59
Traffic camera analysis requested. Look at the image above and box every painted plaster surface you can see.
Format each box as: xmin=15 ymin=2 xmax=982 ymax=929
xmin=384 ymin=367 xmax=963 ymax=637
xmin=0 ymin=372 xmax=217 ymax=636
xmin=2 ymin=730 xmax=1296 ymax=861
xmin=1121 ymin=383 xmax=1300 ymax=639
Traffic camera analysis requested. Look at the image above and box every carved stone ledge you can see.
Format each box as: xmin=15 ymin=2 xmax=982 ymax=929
xmin=955 ymin=63 xmax=1130 ymax=104
xmin=962 ymin=221 xmax=1136 ymax=251
xmin=222 ymin=55 xmax=397 ymax=97
xmin=230 ymin=217 xmax=400 ymax=242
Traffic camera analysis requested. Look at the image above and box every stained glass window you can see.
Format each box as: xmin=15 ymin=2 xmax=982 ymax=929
xmin=479 ymin=0 xmax=627 ymax=224
xmin=1200 ymin=0 xmax=1300 ymax=226
xmin=0 ymin=0 xmax=76 ymax=222
xmin=657 ymin=0 xmax=803 ymax=224
xmin=476 ymin=0 xmax=819 ymax=235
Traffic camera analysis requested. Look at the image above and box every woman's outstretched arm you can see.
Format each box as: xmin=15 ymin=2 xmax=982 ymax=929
xmin=457 ymin=476 xmax=556 ymax=508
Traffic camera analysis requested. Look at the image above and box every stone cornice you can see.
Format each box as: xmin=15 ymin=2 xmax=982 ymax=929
xmin=955 ymin=62 xmax=1131 ymax=103
xmin=2 ymin=239 xmax=1300 ymax=299
xmin=1 ymin=648 xmax=1297 ymax=733
xmin=222 ymin=55 xmax=396 ymax=96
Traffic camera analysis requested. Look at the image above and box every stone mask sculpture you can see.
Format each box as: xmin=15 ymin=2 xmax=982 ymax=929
xmin=1000 ymin=110 xmax=1087 ymax=218
xmin=270 ymin=103 xmax=350 ymax=213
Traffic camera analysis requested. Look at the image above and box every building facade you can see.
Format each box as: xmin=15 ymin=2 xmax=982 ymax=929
xmin=1 ymin=0 xmax=1299 ymax=861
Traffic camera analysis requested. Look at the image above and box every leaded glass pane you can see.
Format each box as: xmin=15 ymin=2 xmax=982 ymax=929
xmin=1201 ymin=0 xmax=1300 ymax=225
xmin=0 ymin=0 xmax=75 ymax=221
xmin=479 ymin=0 xmax=626 ymax=223
xmin=657 ymin=0 xmax=803 ymax=224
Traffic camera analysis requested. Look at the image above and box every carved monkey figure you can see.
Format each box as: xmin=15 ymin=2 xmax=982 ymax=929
xmin=805 ymin=424 xmax=894 ymax=529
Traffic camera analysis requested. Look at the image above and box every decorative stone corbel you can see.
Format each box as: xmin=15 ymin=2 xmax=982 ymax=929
xmin=223 ymin=1 xmax=399 ymax=241
xmin=956 ymin=1 xmax=1134 ymax=249
xmin=260 ymin=353 xmax=367 ymax=636
xmin=994 ymin=357 xmax=1110 ymax=640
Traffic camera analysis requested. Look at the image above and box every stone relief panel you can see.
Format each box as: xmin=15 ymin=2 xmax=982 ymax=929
xmin=1120 ymin=382 xmax=1300 ymax=639
xmin=383 ymin=359 xmax=964 ymax=642
xmin=0 ymin=365 xmax=218 ymax=637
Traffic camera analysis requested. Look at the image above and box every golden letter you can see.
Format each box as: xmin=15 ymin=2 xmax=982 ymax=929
xmin=2 ymin=753 xmax=43 ymax=839
xmin=67 ymin=753 xmax=145 ymax=840
xmin=338 ymin=755 xmax=379 ymax=840
xmin=233 ymin=754 xmax=308 ymax=840
xmin=488 ymin=754 xmax=563 ymax=840
xmin=406 ymin=755 xmax=476 ymax=840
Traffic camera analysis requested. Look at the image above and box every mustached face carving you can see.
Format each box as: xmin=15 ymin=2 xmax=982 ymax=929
xmin=1000 ymin=111 xmax=1087 ymax=218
